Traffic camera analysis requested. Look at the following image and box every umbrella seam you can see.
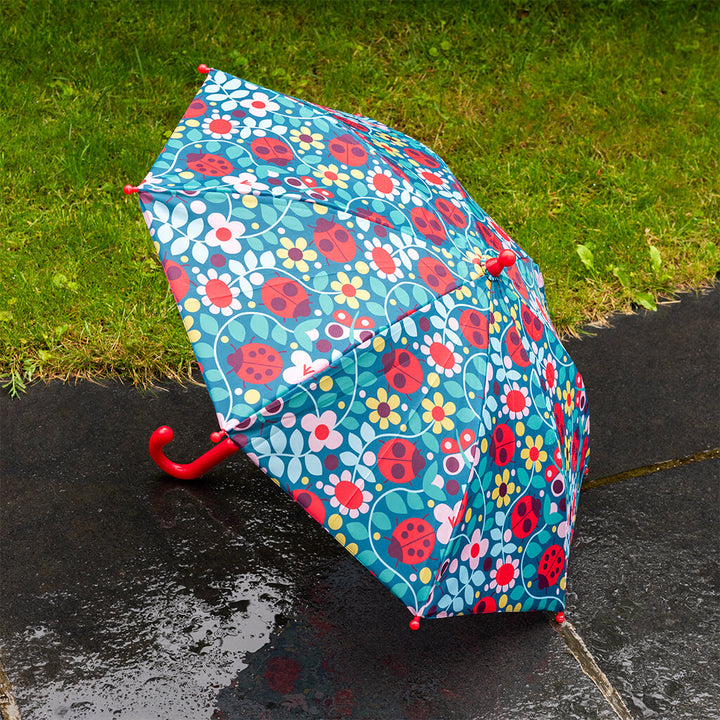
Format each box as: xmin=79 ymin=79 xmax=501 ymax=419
xmin=227 ymin=272 xmax=520 ymax=434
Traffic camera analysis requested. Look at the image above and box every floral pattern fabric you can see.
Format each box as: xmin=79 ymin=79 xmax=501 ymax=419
xmin=136 ymin=69 xmax=590 ymax=621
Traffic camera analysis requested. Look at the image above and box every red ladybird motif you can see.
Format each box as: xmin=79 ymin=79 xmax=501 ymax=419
xmin=163 ymin=260 xmax=190 ymax=302
xmin=510 ymin=496 xmax=541 ymax=539
xmin=506 ymin=262 xmax=530 ymax=301
xmin=312 ymin=217 xmax=357 ymax=263
xmin=490 ymin=423 xmax=515 ymax=466
xmin=505 ymin=327 xmax=531 ymax=367
xmin=355 ymin=207 xmax=394 ymax=229
xmin=403 ymin=147 xmax=441 ymax=169
xmin=290 ymin=489 xmax=326 ymax=525
xmin=434 ymin=198 xmax=466 ymax=229
xmin=538 ymin=544 xmax=566 ymax=589
xmin=459 ymin=309 xmax=489 ymax=349
xmin=183 ymin=98 xmax=207 ymax=119
xmin=473 ymin=596 xmax=498 ymax=614
xmin=186 ymin=152 xmax=234 ymax=177
xmin=521 ymin=305 xmax=544 ymax=342
xmin=261 ymin=277 xmax=311 ymax=320
xmin=381 ymin=349 xmax=424 ymax=394
xmin=411 ymin=207 xmax=446 ymax=246
xmin=250 ymin=136 xmax=293 ymax=167
xmin=328 ymin=133 xmax=368 ymax=166
xmin=378 ymin=439 xmax=425 ymax=484
xmin=475 ymin=221 xmax=504 ymax=252
xmin=417 ymin=257 xmax=456 ymax=295
xmin=388 ymin=518 xmax=436 ymax=566
xmin=228 ymin=343 xmax=283 ymax=385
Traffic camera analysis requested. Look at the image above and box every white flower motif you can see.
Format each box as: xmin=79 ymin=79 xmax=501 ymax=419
xmin=221 ymin=173 xmax=269 ymax=195
xmin=366 ymin=166 xmax=399 ymax=200
xmin=322 ymin=470 xmax=372 ymax=519
xmin=204 ymin=212 xmax=245 ymax=254
xmin=197 ymin=269 xmax=241 ymax=316
xmin=202 ymin=111 xmax=240 ymax=140
xmin=363 ymin=237 xmax=403 ymax=282
xmin=501 ymin=382 xmax=531 ymax=420
xmin=420 ymin=332 xmax=462 ymax=378
xmin=240 ymin=91 xmax=280 ymax=117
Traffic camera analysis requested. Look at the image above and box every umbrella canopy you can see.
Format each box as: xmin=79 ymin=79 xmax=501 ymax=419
xmin=129 ymin=67 xmax=589 ymax=627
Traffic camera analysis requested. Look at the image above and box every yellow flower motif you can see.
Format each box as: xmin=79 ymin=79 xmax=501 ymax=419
xmin=488 ymin=309 xmax=502 ymax=334
xmin=276 ymin=236 xmax=317 ymax=273
xmin=454 ymin=284 xmax=472 ymax=300
xmin=491 ymin=469 xmax=516 ymax=508
xmin=464 ymin=247 xmax=487 ymax=280
xmin=314 ymin=163 xmax=350 ymax=189
xmin=366 ymin=388 xmax=401 ymax=429
xmin=289 ymin=125 xmax=325 ymax=151
xmin=330 ymin=272 xmax=370 ymax=310
xmin=421 ymin=391 xmax=456 ymax=434
xmin=375 ymin=140 xmax=403 ymax=157
xmin=520 ymin=435 xmax=548 ymax=473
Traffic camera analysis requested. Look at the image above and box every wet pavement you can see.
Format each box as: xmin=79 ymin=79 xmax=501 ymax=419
xmin=1 ymin=283 xmax=718 ymax=719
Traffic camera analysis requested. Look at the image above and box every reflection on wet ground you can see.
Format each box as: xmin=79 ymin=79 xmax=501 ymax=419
xmin=1 ymin=284 xmax=718 ymax=719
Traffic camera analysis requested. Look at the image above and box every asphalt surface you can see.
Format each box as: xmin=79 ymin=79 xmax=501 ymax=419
xmin=1 ymin=283 xmax=718 ymax=720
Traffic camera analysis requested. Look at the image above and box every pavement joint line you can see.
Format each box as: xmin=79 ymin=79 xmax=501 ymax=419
xmin=581 ymin=447 xmax=720 ymax=492
xmin=0 ymin=656 xmax=21 ymax=720
xmin=552 ymin=617 xmax=633 ymax=720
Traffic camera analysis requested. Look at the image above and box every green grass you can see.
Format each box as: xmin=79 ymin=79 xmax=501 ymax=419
xmin=1 ymin=0 xmax=718 ymax=392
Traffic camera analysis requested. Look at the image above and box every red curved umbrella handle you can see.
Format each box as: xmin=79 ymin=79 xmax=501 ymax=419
xmin=149 ymin=426 xmax=239 ymax=480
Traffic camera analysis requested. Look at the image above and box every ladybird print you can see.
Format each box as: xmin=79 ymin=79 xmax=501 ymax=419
xmin=381 ymin=349 xmax=423 ymax=394
xmin=312 ymin=217 xmax=357 ymax=263
xmin=411 ymin=207 xmax=446 ymax=246
xmin=378 ymin=438 xmax=425 ymax=483
xmin=328 ymin=133 xmax=368 ymax=166
xmin=136 ymin=68 xmax=589 ymax=623
xmin=251 ymin=136 xmax=294 ymax=167
xmin=228 ymin=343 xmax=283 ymax=385
xmin=186 ymin=152 xmax=234 ymax=176
xmin=388 ymin=518 xmax=436 ymax=566
xmin=538 ymin=544 xmax=566 ymax=589
xmin=261 ymin=277 xmax=311 ymax=320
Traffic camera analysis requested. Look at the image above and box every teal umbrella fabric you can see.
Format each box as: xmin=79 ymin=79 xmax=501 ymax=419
xmin=131 ymin=68 xmax=590 ymax=625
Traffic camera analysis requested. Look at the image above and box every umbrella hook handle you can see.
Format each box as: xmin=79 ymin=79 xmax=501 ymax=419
xmin=149 ymin=425 xmax=239 ymax=480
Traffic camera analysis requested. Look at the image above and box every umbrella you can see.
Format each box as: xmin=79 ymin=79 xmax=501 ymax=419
xmin=126 ymin=66 xmax=590 ymax=629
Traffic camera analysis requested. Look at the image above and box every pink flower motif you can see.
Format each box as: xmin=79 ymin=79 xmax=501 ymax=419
xmin=501 ymin=382 xmax=530 ymax=420
xmin=460 ymin=529 xmax=488 ymax=570
xmin=489 ymin=557 xmax=520 ymax=593
xmin=301 ymin=410 xmax=343 ymax=452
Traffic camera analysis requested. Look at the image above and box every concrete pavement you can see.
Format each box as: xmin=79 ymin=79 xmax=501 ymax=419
xmin=1 ymin=283 xmax=718 ymax=719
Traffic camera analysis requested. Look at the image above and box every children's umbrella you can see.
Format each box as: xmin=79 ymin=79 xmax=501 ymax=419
xmin=126 ymin=66 xmax=590 ymax=629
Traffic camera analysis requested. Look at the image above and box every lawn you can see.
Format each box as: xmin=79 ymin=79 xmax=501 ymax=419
xmin=1 ymin=0 xmax=718 ymax=392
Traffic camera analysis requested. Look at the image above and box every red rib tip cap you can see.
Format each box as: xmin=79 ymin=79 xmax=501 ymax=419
xmin=123 ymin=185 xmax=139 ymax=195
xmin=198 ymin=64 xmax=211 ymax=74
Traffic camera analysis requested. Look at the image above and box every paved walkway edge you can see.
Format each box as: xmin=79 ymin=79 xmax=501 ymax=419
xmin=0 ymin=658 xmax=21 ymax=720
xmin=553 ymin=619 xmax=632 ymax=720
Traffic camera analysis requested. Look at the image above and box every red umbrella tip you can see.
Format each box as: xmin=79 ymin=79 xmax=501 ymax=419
xmin=486 ymin=249 xmax=517 ymax=276
xmin=198 ymin=64 xmax=211 ymax=74
xmin=123 ymin=185 xmax=139 ymax=195
xmin=555 ymin=611 xmax=566 ymax=624
xmin=409 ymin=615 xmax=421 ymax=630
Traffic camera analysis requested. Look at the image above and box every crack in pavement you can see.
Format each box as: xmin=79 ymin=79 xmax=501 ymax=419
xmin=581 ymin=447 xmax=720 ymax=492
xmin=552 ymin=617 xmax=633 ymax=720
